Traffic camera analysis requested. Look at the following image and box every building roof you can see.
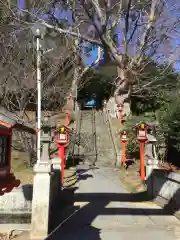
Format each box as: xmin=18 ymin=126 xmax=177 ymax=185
xmin=0 ymin=107 xmax=35 ymax=134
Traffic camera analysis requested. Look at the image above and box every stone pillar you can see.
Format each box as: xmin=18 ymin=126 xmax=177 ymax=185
xmin=31 ymin=121 xmax=52 ymax=240
xmin=75 ymin=100 xmax=79 ymax=112
xmin=145 ymin=134 xmax=159 ymax=198
xmin=115 ymin=151 xmax=122 ymax=167
xmin=146 ymin=158 xmax=159 ymax=179
xmin=52 ymin=156 xmax=61 ymax=171
xmin=146 ymin=158 xmax=159 ymax=199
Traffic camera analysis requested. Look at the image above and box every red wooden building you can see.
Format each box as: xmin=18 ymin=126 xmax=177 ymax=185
xmin=0 ymin=107 xmax=36 ymax=195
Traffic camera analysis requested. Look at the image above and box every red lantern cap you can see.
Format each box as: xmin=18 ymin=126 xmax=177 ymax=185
xmin=55 ymin=125 xmax=69 ymax=146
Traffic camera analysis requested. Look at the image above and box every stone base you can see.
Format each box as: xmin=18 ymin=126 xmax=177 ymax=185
xmin=147 ymin=159 xmax=159 ymax=166
xmin=0 ymin=184 xmax=32 ymax=216
xmin=30 ymin=165 xmax=52 ymax=240
xmin=33 ymin=163 xmax=52 ymax=173
xmin=51 ymin=157 xmax=61 ymax=171
xmin=146 ymin=164 xmax=159 ymax=180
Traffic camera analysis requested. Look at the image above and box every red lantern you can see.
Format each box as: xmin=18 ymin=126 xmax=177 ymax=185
xmin=135 ymin=123 xmax=150 ymax=182
xmin=120 ymin=131 xmax=128 ymax=166
xmin=55 ymin=126 xmax=69 ymax=185
xmin=55 ymin=126 xmax=68 ymax=146
xmin=136 ymin=123 xmax=148 ymax=141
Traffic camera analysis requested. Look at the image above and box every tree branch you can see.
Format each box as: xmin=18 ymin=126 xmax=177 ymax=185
xmin=124 ymin=0 xmax=132 ymax=53
xmin=78 ymin=46 xmax=101 ymax=89
xmin=137 ymin=0 xmax=158 ymax=64
xmin=40 ymin=20 xmax=103 ymax=46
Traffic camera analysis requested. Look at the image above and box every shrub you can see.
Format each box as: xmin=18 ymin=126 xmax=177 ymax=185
xmin=157 ymin=95 xmax=180 ymax=167
xmin=157 ymin=95 xmax=179 ymax=142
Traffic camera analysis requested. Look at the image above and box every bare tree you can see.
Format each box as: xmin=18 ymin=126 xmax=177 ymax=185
xmin=10 ymin=0 xmax=179 ymax=109
xmin=2 ymin=0 xmax=180 ymax=109
xmin=0 ymin=5 xmax=78 ymax=116
xmin=0 ymin=1 xmax=85 ymax=165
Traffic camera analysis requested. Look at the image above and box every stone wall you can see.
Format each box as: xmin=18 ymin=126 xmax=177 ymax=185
xmin=48 ymin=170 xmax=62 ymax=231
xmin=0 ymin=184 xmax=32 ymax=223
xmin=147 ymin=169 xmax=180 ymax=218
xmin=0 ymin=171 xmax=61 ymax=225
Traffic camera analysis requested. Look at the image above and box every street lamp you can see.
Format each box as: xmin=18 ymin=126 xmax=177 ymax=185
xmin=31 ymin=22 xmax=47 ymax=164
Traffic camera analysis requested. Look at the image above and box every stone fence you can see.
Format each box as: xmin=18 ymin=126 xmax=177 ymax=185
xmin=147 ymin=169 xmax=180 ymax=218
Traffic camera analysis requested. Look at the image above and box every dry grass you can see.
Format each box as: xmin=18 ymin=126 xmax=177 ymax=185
xmin=11 ymin=151 xmax=34 ymax=184
xmin=118 ymin=162 xmax=146 ymax=193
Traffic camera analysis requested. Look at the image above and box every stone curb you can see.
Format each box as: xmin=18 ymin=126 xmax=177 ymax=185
xmin=104 ymin=108 xmax=121 ymax=167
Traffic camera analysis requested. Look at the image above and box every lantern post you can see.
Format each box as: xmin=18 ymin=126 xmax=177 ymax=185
xmin=120 ymin=131 xmax=128 ymax=167
xmin=136 ymin=123 xmax=148 ymax=182
xmin=55 ymin=126 xmax=69 ymax=184
xmin=31 ymin=22 xmax=47 ymax=164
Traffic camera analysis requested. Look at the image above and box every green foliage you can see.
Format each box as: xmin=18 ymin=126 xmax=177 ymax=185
xmin=79 ymin=70 xmax=114 ymax=100
xmin=152 ymin=92 xmax=180 ymax=167
xmin=158 ymin=94 xmax=180 ymax=151
xmin=131 ymin=62 xmax=178 ymax=115
xmin=131 ymin=90 xmax=175 ymax=115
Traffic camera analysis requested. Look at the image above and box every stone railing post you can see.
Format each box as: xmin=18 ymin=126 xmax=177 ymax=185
xmin=105 ymin=108 xmax=121 ymax=167
xmin=145 ymin=134 xmax=159 ymax=198
xmin=31 ymin=119 xmax=52 ymax=240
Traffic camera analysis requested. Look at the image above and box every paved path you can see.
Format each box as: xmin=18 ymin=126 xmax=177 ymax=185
xmin=48 ymin=165 xmax=180 ymax=240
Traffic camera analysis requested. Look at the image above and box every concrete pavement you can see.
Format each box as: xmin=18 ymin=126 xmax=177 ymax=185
xmin=47 ymin=165 xmax=180 ymax=240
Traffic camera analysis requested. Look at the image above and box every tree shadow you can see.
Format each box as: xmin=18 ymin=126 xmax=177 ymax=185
xmin=46 ymin=167 xmax=180 ymax=240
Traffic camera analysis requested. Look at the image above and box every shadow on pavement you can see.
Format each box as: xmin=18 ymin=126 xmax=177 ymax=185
xmin=46 ymin=167 xmax=179 ymax=240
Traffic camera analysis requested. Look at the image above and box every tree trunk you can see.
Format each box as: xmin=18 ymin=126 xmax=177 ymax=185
xmin=107 ymin=66 xmax=132 ymax=119
xmin=115 ymin=94 xmax=131 ymax=118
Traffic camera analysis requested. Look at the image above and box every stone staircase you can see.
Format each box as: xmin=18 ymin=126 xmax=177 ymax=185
xmin=70 ymin=109 xmax=117 ymax=167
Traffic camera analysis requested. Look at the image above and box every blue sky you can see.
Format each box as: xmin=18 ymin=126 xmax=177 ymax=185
xmin=18 ymin=0 xmax=97 ymax=66
xmin=17 ymin=0 xmax=179 ymax=71
xmin=83 ymin=48 xmax=103 ymax=66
